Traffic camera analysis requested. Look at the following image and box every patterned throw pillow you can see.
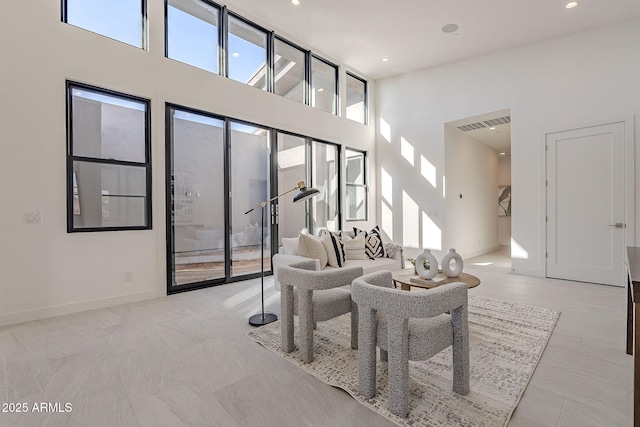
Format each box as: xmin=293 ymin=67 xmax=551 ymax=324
xmin=320 ymin=232 xmax=346 ymax=267
xmin=353 ymin=226 xmax=387 ymax=259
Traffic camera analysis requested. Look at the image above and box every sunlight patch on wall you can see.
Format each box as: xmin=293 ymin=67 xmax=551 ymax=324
xmin=380 ymin=118 xmax=391 ymax=143
xmin=403 ymin=191 xmax=419 ymax=248
xmin=511 ymin=238 xmax=529 ymax=259
xmin=422 ymin=211 xmax=442 ymax=250
xmin=401 ymin=137 xmax=414 ymax=166
xmin=381 ymin=167 xmax=393 ymax=206
xmin=382 ymin=203 xmax=393 ymax=241
xmin=442 ymin=175 xmax=446 ymax=198
xmin=421 ymin=155 xmax=437 ymax=188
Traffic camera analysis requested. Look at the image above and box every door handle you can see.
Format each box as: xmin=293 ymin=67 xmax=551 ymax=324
xmin=609 ymin=223 xmax=625 ymax=228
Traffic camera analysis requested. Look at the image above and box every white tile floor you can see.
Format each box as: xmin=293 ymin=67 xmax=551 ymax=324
xmin=0 ymin=247 xmax=632 ymax=426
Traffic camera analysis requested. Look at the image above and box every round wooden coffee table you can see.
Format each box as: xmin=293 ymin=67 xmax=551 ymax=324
xmin=392 ymin=269 xmax=480 ymax=291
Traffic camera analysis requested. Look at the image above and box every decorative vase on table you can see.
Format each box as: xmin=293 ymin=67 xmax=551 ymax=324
xmin=441 ymin=248 xmax=463 ymax=277
xmin=416 ymin=249 xmax=438 ymax=280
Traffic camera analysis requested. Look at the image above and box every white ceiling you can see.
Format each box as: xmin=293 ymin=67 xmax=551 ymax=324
xmin=223 ymin=0 xmax=640 ymax=80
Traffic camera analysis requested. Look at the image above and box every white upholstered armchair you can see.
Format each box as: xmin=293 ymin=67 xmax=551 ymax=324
xmin=351 ymin=270 xmax=470 ymax=417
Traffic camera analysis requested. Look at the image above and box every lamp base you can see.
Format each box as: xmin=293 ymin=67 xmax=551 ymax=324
xmin=249 ymin=312 xmax=278 ymax=327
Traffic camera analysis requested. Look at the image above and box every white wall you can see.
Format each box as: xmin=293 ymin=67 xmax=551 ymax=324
xmin=0 ymin=1 xmax=375 ymax=326
xmin=498 ymin=155 xmax=512 ymax=246
xmin=444 ymin=127 xmax=499 ymax=259
xmin=376 ymin=19 xmax=640 ymax=276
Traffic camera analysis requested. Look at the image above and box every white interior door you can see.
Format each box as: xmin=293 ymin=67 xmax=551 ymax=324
xmin=546 ymin=122 xmax=626 ymax=287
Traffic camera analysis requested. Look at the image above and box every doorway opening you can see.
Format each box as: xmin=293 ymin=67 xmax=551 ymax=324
xmin=444 ymin=108 xmax=512 ymax=269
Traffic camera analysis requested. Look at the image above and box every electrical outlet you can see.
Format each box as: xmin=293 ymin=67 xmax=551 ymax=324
xmin=124 ymin=272 xmax=133 ymax=282
xmin=25 ymin=212 xmax=43 ymax=224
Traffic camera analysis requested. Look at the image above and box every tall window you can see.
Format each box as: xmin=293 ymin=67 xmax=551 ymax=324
xmin=311 ymin=56 xmax=338 ymax=115
xmin=227 ymin=14 xmax=268 ymax=90
xmin=63 ymin=0 xmax=146 ymax=48
xmin=346 ymin=72 xmax=367 ymax=124
xmin=274 ymin=37 xmax=307 ymax=104
xmin=67 ymin=82 xmax=151 ymax=231
xmin=345 ymin=148 xmax=367 ymax=221
xmin=166 ymin=0 xmax=220 ymax=73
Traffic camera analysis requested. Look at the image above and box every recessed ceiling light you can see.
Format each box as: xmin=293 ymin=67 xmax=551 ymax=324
xmin=382 ymin=57 xmax=389 ymax=62
xmin=232 ymin=52 xmax=240 ymax=57
xmin=442 ymin=23 xmax=459 ymax=34
xmin=318 ymin=88 xmax=324 ymax=92
xmin=291 ymin=0 xmax=300 ymax=5
xmin=565 ymin=1 xmax=578 ymax=8
xmin=499 ymin=152 xmax=507 ymax=156
xmin=489 ymin=127 xmax=496 ymax=130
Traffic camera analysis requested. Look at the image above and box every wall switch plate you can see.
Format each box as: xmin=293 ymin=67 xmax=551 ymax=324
xmin=124 ymin=272 xmax=133 ymax=282
xmin=25 ymin=212 xmax=43 ymax=224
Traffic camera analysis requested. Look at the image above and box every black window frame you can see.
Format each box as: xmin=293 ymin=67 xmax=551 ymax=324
xmin=225 ymin=11 xmax=272 ymax=90
xmin=273 ymin=35 xmax=310 ymax=105
xmin=61 ymin=0 xmax=148 ymax=49
xmin=164 ymin=0 xmax=224 ymax=75
xmin=310 ymin=54 xmax=339 ymax=115
xmin=345 ymin=147 xmax=368 ymax=222
xmin=345 ymin=71 xmax=368 ymax=125
xmin=66 ymin=81 xmax=152 ymax=233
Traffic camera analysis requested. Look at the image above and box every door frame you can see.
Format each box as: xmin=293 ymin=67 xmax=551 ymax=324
xmin=541 ymin=115 xmax=635 ymax=279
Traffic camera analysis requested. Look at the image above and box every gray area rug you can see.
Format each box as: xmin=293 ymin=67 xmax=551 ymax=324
xmin=247 ymin=295 xmax=559 ymax=427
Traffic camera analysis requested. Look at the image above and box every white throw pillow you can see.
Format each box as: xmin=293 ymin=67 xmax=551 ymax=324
xmin=297 ymin=233 xmax=328 ymax=269
xmin=321 ymin=232 xmax=346 ymax=268
xmin=281 ymin=237 xmax=299 ymax=255
xmin=342 ymin=234 xmax=369 ymax=260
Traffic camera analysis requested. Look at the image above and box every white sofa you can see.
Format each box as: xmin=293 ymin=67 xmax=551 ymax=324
xmin=272 ymin=237 xmax=404 ymax=291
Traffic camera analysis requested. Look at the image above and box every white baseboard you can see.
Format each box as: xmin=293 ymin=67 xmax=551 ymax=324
xmin=0 ymin=289 xmax=165 ymax=328
xmin=510 ymin=267 xmax=545 ymax=277
xmin=462 ymin=245 xmax=502 ymax=259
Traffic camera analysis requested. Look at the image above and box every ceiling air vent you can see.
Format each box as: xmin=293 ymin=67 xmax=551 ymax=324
xmin=456 ymin=115 xmax=511 ymax=132
xmin=457 ymin=122 xmax=486 ymax=132
xmin=483 ymin=116 xmax=511 ymax=127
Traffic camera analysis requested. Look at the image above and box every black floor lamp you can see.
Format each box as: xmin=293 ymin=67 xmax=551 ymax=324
xmin=245 ymin=181 xmax=319 ymax=327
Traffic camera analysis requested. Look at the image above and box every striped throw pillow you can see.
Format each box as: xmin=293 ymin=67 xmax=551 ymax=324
xmin=342 ymin=233 xmax=369 ymax=260
xmin=321 ymin=232 xmax=346 ymax=267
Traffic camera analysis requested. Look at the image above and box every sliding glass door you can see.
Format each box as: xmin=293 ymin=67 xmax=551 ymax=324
xmin=276 ymin=133 xmax=307 ymax=245
xmin=312 ymin=140 xmax=339 ymax=232
xmin=167 ymin=108 xmax=226 ymax=288
xmin=167 ymin=106 xmax=342 ymax=293
xmin=229 ymin=122 xmax=271 ymax=278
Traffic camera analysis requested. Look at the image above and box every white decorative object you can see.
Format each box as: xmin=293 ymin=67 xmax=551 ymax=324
xmin=442 ymin=248 xmax=463 ymax=277
xmin=416 ymin=249 xmax=438 ymax=280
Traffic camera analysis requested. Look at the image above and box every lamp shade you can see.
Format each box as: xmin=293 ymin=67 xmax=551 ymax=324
xmin=293 ymin=186 xmax=320 ymax=203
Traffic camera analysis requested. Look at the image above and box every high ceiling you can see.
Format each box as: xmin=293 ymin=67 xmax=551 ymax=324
xmin=224 ymin=0 xmax=640 ymax=80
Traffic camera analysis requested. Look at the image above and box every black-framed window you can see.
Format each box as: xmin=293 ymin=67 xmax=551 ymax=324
xmin=62 ymin=0 xmax=146 ymax=49
xmin=166 ymin=0 xmax=221 ymax=74
xmin=273 ymin=37 xmax=307 ymax=104
xmin=67 ymin=82 xmax=151 ymax=232
xmin=227 ymin=13 xmax=269 ymax=90
xmin=311 ymin=55 xmax=338 ymax=115
xmin=346 ymin=72 xmax=367 ymax=125
xmin=345 ymin=148 xmax=367 ymax=221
